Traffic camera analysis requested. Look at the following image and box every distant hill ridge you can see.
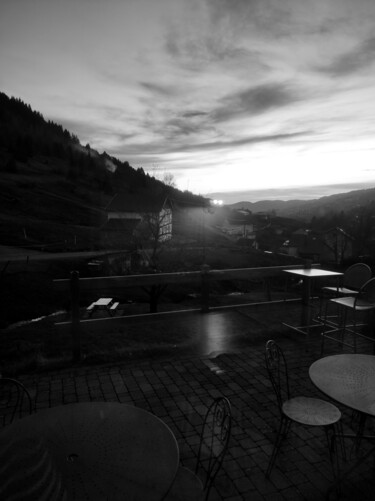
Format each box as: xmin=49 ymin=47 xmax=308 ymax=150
xmin=228 ymin=187 xmax=375 ymax=220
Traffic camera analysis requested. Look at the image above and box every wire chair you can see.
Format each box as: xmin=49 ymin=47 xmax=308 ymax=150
xmin=319 ymin=263 xmax=372 ymax=320
xmin=0 ymin=434 xmax=68 ymax=500
xmin=321 ymin=277 xmax=375 ymax=354
xmin=0 ymin=377 xmax=33 ymax=427
xmin=265 ymin=340 xmax=343 ymax=479
xmin=165 ymin=396 xmax=232 ymax=501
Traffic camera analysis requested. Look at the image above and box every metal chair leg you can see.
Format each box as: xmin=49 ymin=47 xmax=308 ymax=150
xmin=339 ymin=308 xmax=347 ymax=347
xmin=352 ymin=310 xmax=358 ymax=353
xmin=266 ymin=416 xmax=289 ymax=478
xmin=337 ymin=420 xmax=346 ymax=462
xmin=325 ymin=425 xmax=342 ymax=498
xmin=352 ymin=412 xmax=367 ymax=457
xmin=321 ymin=302 xmax=330 ymax=355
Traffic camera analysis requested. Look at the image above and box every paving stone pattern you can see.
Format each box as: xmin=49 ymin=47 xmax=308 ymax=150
xmin=15 ymin=330 xmax=375 ymax=500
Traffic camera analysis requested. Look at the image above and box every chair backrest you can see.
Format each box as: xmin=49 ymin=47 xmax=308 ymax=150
xmin=0 ymin=378 xmax=33 ymax=426
xmin=0 ymin=435 xmax=68 ymax=500
xmin=356 ymin=277 xmax=375 ymax=306
xmin=265 ymin=340 xmax=290 ymax=412
xmin=195 ymin=396 xmax=232 ymax=500
xmin=344 ymin=263 xmax=372 ymax=291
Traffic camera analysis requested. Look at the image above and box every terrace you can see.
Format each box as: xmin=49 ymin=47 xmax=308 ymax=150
xmin=5 ymin=271 xmax=375 ymax=500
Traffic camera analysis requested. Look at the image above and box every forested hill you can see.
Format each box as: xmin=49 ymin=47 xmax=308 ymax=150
xmin=0 ymin=91 xmax=207 ymax=249
xmin=0 ymin=91 xmax=206 ymax=204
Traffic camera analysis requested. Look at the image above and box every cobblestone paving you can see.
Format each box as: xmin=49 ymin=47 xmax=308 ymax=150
xmin=15 ymin=328 xmax=375 ymax=500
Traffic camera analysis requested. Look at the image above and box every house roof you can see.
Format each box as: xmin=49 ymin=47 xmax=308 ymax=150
xmin=292 ymin=228 xmax=310 ymax=236
xmin=321 ymin=226 xmax=354 ymax=240
xmin=106 ymin=191 xmax=170 ymax=213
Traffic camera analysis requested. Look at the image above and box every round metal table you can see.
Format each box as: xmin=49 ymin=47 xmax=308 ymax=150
xmin=0 ymin=402 xmax=179 ymax=500
xmin=309 ymin=354 xmax=375 ymax=494
xmin=309 ymin=354 xmax=375 ymax=416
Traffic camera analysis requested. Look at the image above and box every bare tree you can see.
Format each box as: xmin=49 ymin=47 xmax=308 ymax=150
xmin=323 ymin=227 xmax=351 ymax=265
xmin=133 ymin=202 xmax=173 ymax=312
xmin=149 ymin=164 xmax=176 ymax=189
xmin=162 ymin=172 xmax=176 ymax=188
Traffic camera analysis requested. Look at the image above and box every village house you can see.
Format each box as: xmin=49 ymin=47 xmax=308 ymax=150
xmin=106 ymin=191 xmax=173 ymax=243
xmin=280 ymin=227 xmax=354 ymax=265
xmin=222 ymin=209 xmax=257 ymax=239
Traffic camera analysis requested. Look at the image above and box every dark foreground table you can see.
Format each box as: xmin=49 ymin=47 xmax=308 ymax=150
xmin=309 ymin=354 xmax=375 ymax=495
xmin=309 ymin=354 xmax=375 ymax=415
xmin=0 ymin=402 xmax=179 ymax=500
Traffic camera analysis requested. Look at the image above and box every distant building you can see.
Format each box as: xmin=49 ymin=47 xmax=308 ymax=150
xmin=281 ymin=227 xmax=354 ymax=264
xmin=222 ymin=209 xmax=257 ymax=239
xmin=282 ymin=229 xmax=323 ymax=261
xmin=106 ymin=191 xmax=173 ymax=243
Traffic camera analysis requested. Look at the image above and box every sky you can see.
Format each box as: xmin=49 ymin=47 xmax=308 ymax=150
xmin=1 ymin=0 xmax=375 ymax=203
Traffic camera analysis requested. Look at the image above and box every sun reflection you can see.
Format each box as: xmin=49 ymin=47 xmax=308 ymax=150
xmin=198 ymin=312 xmax=237 ymax=357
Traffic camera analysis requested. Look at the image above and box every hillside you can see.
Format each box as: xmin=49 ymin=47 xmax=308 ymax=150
xmin=0 ymin=92 xmax=207 ymax=250
xmin=229 ymin=187 xmax=375 ymax=220
xmin=230 ymin=199 xmax=305 ymax=215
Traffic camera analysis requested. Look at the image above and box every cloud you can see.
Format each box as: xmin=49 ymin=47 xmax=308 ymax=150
xmin=101 ymin=127 xmax=309 ymax=162
xmin=139 ymin=81 xmax=181 ymax=97
xmin=57 ymin=117 xmax=136 ymax=148
xmin=163 ymin=117 xmax=205 ymax=138
xmin=163 ymin=2 xmax=263 ymax=74
xmin=317 ymin=36 xmax=375 ymax=76
xmin=205 ymin=0 xmax=372 ymax=40
xmin=182 ymin=111 xmax=208 ymax=118
xmin=205 ymin=0 xmax=319 ymax=39
xmin=164 ymin=29 xmax=255 ymax=72
xmin=168 ymin=130 xmax=310 ymax=153
xmin=212 ymin=83 xmax=300 ymax=122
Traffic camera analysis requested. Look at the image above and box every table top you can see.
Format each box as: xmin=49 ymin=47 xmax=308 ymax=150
xmin=309 ymin=354 xmax=375 ymax=416
xmin=94 ymin=297 xmax=113 ymax=307
xmin=0 ymin=402 xmax=179 ymax=501
xmin=284 ymin=268 xmax=343 ymax=279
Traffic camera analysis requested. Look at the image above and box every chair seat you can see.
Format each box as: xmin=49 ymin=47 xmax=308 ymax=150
xmin=331 ymin=296 xmax=375 ymax=311
xmin=164 ymin=466 xmax=204 ymax=501
xmin=282 ymin=396 xmax=341 ymax=426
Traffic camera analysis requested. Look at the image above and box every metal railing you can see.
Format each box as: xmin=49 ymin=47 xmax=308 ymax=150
xmin=54 ymin=264 xmax=318 ymax=361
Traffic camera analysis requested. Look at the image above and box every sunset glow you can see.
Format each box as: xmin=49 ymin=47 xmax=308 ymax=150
xmin=1 ymin=0 xmax=375 ymax=201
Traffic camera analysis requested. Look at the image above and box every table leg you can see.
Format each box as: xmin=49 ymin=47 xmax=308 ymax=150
xmin=282 ymin=277 xmax=312 ymax=346
xmin=326 ymin=436 xmax=375 ymax=500
xmin=301 ymin=277 xmax=311 ymax=326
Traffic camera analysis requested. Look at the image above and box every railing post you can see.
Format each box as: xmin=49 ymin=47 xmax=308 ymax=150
xmin=70 ymin=270 xmax=81 ymax=362
xmin=264 ymin=278 xmax=272 ymax=302
xmin=201 ymin=264 xmax=210 ymax=313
